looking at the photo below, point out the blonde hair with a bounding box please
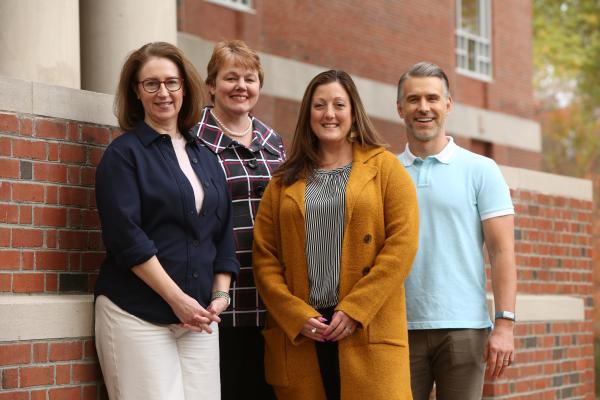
[205,40,264,102]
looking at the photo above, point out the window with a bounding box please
[205,0,254,13]
[456,0,491,80]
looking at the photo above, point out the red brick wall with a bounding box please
[593,175,600,339]
[0,109,594,398]
[0,339,103,400]
[0,113,114,295]
[481,190,595,399]
[487,1,535,120]
[0,111,111,399]
[179,0,535,119]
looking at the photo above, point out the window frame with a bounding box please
[205,0,255,14]
[455,0,492,81]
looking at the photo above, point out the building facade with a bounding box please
[0,0,594,399]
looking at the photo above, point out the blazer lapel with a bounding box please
[345,144,379,230]
[282,177,306,220]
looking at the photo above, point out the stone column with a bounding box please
[80,0,177,94]
[0,0,80,88]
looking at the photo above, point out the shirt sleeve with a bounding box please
[212,172,240,280]
[95,145,157,268]
[477,158,514,220]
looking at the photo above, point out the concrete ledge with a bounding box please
[500,165,593,202]
[0,293,585,342]
[0,75,33,112]
[0,75,116,126]
[32,81,116,126]
[0,295,94,341]
[179,33,541,153]
[487,294,585,322]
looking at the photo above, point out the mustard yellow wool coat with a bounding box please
[252,144,419,399]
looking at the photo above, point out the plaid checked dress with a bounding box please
[192,107,285,327]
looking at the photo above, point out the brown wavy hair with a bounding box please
[114,42,206,134]
[276,70,388,186]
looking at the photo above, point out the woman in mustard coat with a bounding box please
[253,70,419,399]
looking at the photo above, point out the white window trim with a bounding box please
[455,0,492,81]
[205,0,255,14]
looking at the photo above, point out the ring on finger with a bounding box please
[310,327,317,334]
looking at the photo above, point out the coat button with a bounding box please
[203,180,210,188]
[192,272,199,278]
[363,234,372,244]
[192,240,199,247]
[362,267,370,276]
[254,184,266,198]
[191,158,198,164]
[201,210,206,216]
[247,159,258,169]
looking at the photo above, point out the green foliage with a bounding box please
[540,102,600,177]
[534,0,600,177]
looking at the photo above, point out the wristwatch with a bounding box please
[494,310,516,322]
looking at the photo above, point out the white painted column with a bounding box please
[80,0,177,94]
[0,0,80,89]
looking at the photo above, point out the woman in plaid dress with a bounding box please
[191,40,285,399]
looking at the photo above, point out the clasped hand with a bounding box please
[303,310,357,342]
[171,293,229,334]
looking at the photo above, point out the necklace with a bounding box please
[210,110,252,138]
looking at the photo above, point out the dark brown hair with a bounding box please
[276,70,388,185]
[114,42,206,134]
[205,40,264,102]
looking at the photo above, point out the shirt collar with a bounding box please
[399,136,457,166]
[135,121,195,147]
[192,107,282,157]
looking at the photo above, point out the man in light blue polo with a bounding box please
[397,62,517,400]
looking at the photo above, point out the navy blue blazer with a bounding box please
[94,121,239,324]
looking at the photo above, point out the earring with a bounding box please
[348,130,358,142]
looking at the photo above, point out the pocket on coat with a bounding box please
[368,329,408,347]
[262,327,289,386]
[367,305,408,347]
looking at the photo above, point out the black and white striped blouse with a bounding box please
[305,163,352,309]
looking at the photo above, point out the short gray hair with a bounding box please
[397,62,450,101]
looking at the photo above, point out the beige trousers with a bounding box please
[95,295,220,400]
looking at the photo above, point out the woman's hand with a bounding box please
[207,297,229,316]
[169,292,221,333]
[130,257,219,333]
[302,317,330,342]
[321,311,357,342]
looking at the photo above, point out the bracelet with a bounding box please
[494,310,516,322]
[211,290,231,307]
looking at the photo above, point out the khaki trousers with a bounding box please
[95,295,220,400]
[408,329,488,400]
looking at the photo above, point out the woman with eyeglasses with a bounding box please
[191,40,285,399]
[94,42,239,400]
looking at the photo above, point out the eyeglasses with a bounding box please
[138,78,183,93]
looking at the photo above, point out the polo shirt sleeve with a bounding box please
[95,145,157,269]
[477,158,514,220]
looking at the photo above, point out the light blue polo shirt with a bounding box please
[398,137,514,330]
